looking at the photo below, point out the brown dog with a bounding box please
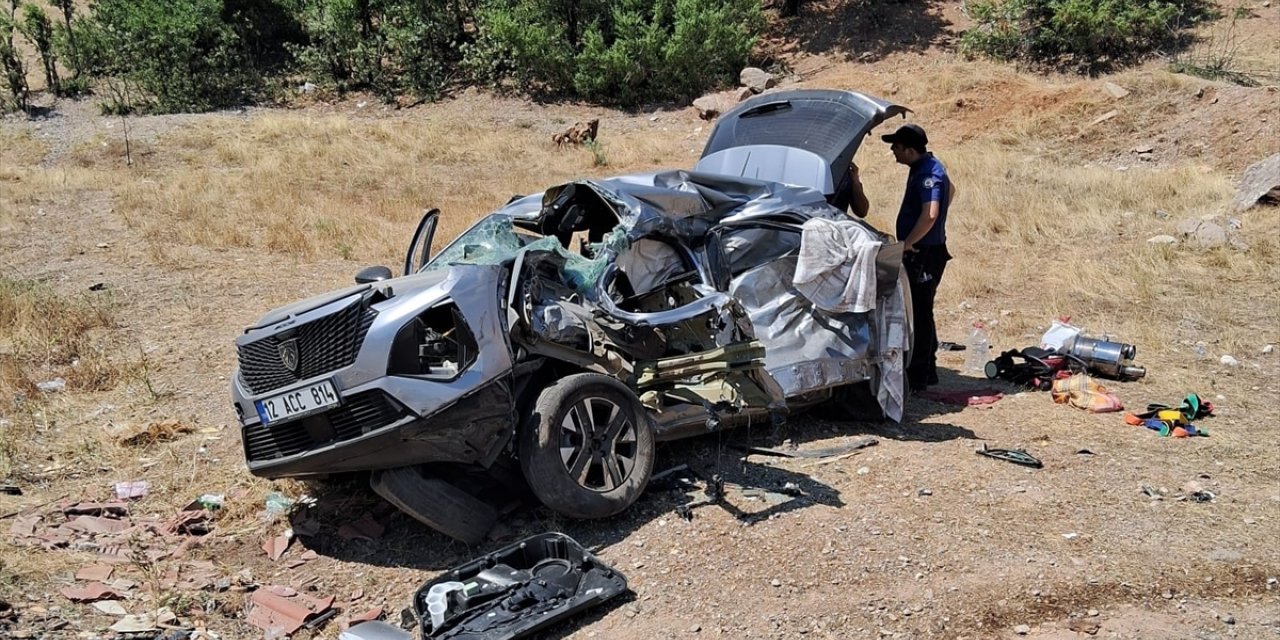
[553,119,599,148]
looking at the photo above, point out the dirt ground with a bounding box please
[3,1,1280,639]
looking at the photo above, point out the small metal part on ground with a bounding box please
[976,444,1043,468]
[732,437,878,459]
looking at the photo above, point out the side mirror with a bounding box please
[404,208,440,276]
[355,265,393,284]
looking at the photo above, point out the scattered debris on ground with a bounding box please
[977,444,1044,469]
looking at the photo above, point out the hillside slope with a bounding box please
[1,2,1278,639]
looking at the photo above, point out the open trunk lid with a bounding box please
[695,89,909,195]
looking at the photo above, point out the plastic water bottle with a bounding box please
[965,321,989,373]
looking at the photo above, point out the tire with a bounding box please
[519,373,655,520]
[370,466,497,545]
[829,380,885,421]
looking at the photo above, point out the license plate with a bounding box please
[255,380,339,425]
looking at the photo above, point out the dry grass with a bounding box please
[1,130,48,231]
[858,138,1279,365]
[1,44,1277,639]
[942,145,1279,352]
[0,276,118,391]
[0,276,136,478]
[102,108,690,265]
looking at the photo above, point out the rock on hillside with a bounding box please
[1234,152,1280,211]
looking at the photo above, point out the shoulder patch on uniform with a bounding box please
[923,177,937,189]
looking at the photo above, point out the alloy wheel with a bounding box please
[558,396,639,492]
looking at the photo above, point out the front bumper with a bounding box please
[235,375,516,478]
[231,265,516,478]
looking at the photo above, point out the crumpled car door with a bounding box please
[712,219,881,398]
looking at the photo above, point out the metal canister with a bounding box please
[1064,335,1146,380]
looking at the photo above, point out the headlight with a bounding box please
[387,301,478,380]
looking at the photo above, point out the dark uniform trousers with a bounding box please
[904,244,951,388]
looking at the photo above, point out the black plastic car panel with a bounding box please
[414,532,628,639]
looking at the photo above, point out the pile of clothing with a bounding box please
[1050,372,1123,413]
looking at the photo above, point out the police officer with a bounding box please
[853,123,957,391]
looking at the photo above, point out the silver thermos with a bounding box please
[1063,335,1146,380]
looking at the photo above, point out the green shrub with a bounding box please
[658,0,761,100]
[462,1,577,95]
[77,0,255,113]
[225,0,303,71]
[470,0,760,106]
[35,0,761,113]
[292,0,464,100]
[0,8,28,112]
[571,6,667,104]
[961,0,1210,73]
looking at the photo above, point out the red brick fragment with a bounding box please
[75,564,114,582]
[246,587,333,636]
[60,582,122,603]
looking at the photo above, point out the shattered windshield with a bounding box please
[423,214,632,296]
[424,215,536,271]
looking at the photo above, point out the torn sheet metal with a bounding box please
[734,437,878,459]
[875,278,909,422]
[729,255,874,396]
[492,169,904,416]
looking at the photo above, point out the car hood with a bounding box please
[244,269,456,332]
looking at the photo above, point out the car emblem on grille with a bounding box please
[277,339,300,374]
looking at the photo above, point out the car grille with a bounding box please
[242,390,407,462]
[237,301,377,395]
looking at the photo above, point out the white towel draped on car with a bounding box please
[792,217,883,313]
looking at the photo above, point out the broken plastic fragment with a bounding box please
[114,480,150,500]
[110,614,158,633]
[424,582,464,631]
[264,492,294,519]
[92,600,128,616]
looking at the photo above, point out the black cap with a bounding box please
[881,123,928,151]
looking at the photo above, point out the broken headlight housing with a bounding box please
[388,302,478,380]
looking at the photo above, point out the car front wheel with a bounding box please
[519,373,655,519]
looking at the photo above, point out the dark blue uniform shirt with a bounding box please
[895,153,950,247]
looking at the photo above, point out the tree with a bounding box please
[292,0,467,99]
[0,1,28,111]
[77,0,255,113]
[19,3,58,94]
[48,0,78,76]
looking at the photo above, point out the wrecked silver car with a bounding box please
[231,90,913,543]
